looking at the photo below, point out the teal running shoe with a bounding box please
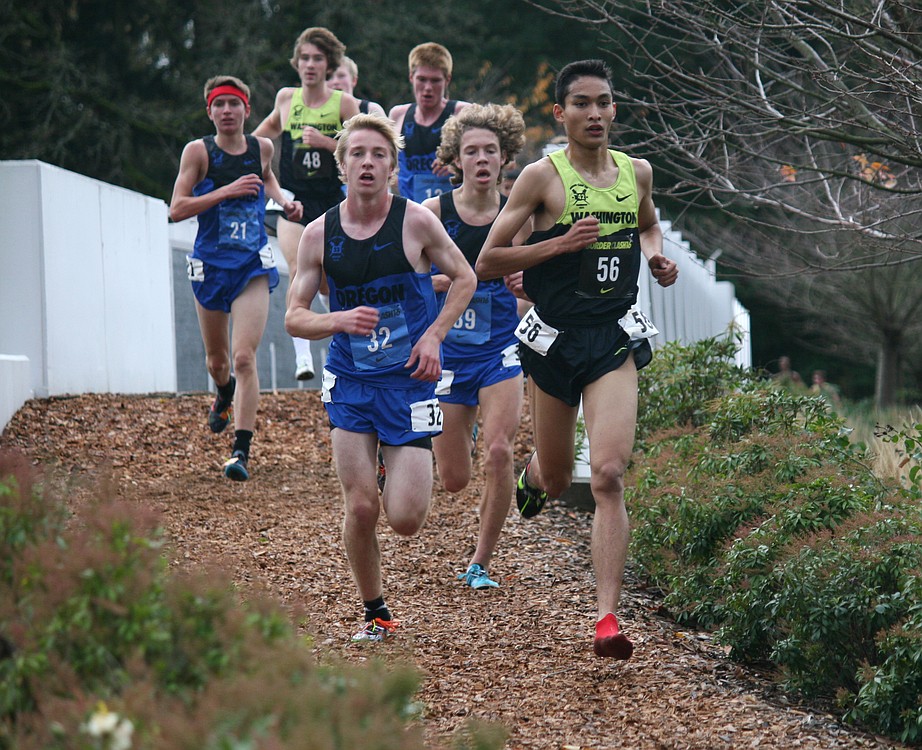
[457,563,499,589]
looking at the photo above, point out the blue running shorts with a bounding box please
[320,369,442,448]
[436,343,522,407]
[188,247,279,313]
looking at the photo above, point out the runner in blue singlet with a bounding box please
[285,114,476,644]
[421,103,529,591]
[388,42,468,202]
[170,75,303,482]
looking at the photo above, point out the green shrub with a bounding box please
[0,451,502,750]
[769,510,922,697]
[628,338,922,743]
[637,332,750,442]
[849,573,922,744]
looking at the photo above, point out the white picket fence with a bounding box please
[0,161,748,435]
[641,215,750,366]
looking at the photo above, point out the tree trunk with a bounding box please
[875,329,902,409]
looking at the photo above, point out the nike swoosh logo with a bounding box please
[616,194,631,202]
[372,241,392,252]
[600,287,615,294]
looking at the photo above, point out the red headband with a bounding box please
[207,85,249,108]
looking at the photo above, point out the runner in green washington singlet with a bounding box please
[523,147,642,325]
[279,88,345,222]
[518,147,651,406]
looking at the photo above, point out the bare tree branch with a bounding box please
[528,0,922,404]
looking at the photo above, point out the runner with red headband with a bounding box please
[170,75,303,482]
[206,84,250,109]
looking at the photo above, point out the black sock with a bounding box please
[232,430,253,457]
[363,596,392,622]
[217,376,235,402]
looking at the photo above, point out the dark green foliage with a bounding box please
[770,514,922,696]
[0,0,603,202]
[848,573,922,743]
[630,337,922,743]
[0,451,501,749]
[636,333,750,442]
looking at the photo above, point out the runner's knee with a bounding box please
[483,438,513,477]
[589,460,627,498]
[440,467,471,494]
[542,468,573,500]
[344,492,380,529]
[232,348,257,377]
[387,504,428,536]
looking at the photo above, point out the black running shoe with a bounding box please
[223,449,249,481]
[516,453,549,518]
[208,376,235,434]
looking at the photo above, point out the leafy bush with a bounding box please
[636,333,750,442]
[629,337,922,744]
[849,573,922,744]
[769,510,922,697]
[0,451,502,750]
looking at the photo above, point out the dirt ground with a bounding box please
[0,391,906,749]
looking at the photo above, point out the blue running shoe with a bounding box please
[223,449,249,481]
[458,563,499,589]
[516,453,549,518]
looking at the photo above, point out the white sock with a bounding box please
[293,337,313,363]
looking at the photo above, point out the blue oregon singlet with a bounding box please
[192,135,268,268]
[397,101,456,202]
[323,196,439,387]
[433,191,519,361]
[523,148,642,326]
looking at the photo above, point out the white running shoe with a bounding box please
[295,353,315,381]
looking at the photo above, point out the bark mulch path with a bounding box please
[0,392,905,750]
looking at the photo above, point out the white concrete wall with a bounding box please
[0,355,31,435]
[0,161,176,402]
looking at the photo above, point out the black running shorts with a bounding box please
[519,319,652,407]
